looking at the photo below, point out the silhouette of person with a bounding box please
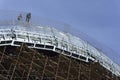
[17,14,22,21]
[26,13,31,22]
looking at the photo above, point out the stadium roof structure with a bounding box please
[0,11,120,77]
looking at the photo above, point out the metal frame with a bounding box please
[0,26,120,76]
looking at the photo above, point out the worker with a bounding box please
[11,29,16,39]
[26,13,31,23]
[17,14,22,21]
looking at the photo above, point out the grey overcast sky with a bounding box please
[0,0,120,63]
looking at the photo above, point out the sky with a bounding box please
[0,0,120,63]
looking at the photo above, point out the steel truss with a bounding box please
[0,44,119,80]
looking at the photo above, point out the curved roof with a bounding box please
[0,11,120,76]
[0,11,120,66]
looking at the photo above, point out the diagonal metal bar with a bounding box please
[10,43,24,80]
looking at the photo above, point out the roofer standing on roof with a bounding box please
[17,14,22,21]
[26,13,31,23]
